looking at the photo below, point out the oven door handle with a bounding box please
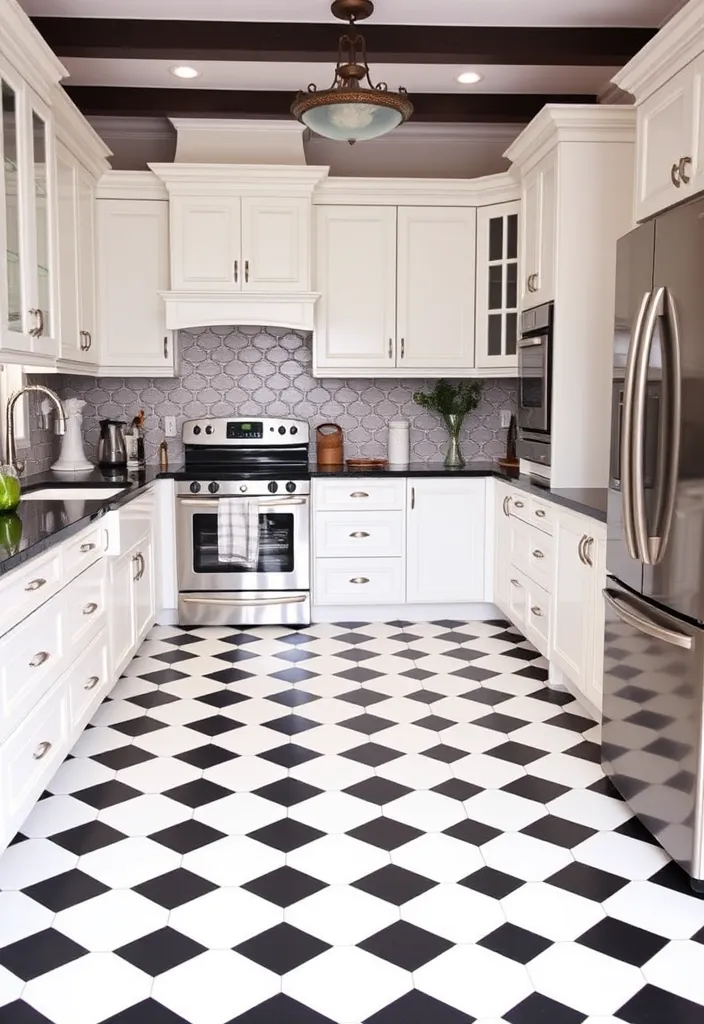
[180,593,308,606]
[178,497,308,508]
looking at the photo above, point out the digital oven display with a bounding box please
[227,421,263,440]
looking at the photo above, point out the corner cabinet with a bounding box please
[519,149,556,309]
[475,201,520,371]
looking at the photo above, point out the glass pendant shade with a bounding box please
[299,96,405,142]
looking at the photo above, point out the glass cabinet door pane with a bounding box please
[2,80,21,333]
[506,312,517,355]
[507,263,518,309]
[488,314,503,356]
[31,110,51,338]
[489,265,503,309]
[489,217,503,261]
[507,214,518,260]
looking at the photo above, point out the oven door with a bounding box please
[518,334,550,434]
[177,494,310,593]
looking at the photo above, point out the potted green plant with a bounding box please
[413,379,483,468]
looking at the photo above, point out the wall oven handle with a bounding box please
[603,589,692,649]
[179,593,308,607]
[621,289,652,562]
[178,497,307,508]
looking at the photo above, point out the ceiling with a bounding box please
[19,0,685,124]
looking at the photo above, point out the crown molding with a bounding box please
[53,89,112,180]
[504,104,636,172]
[613,0,704,101]
[87,115,176,142]
[307,122,525,148]
[0,0,66,104]
[313,171,520,206]
[169,118,306,136]
[159,291,319,332]
[97,170,168,201]
[149,162,330,196]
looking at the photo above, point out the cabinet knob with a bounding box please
[513,500,524,509]
[83,602,99,616]
[30,651,50,668]
[350,577,370,585]
[679,156,692,185]
[532,549,545,559]
[350,491,369,498]
[80,543,96,553]
[32,741,52,761]
[84,676,100,691]
[234,259,239,282]
[671,162,682,188]
[534,509,546,519]
[388,338,393,359]
[531,605,543,617]
[25,578,47,592]
[400,337,405,359]
[350,531,370,538]
[510,578,522,587]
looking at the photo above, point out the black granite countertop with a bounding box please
[0,467,159,576]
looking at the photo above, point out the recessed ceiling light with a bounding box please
[169,65,200,79]
[457,71,483,85]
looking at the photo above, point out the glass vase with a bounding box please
[443,414,466,468]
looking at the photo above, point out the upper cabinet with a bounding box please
[56,142,98,368]
[241,197,309,292]
[475,201,520,370]
[519,151,556,309]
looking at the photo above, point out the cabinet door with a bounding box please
[584,531,606,712]
[133,533,156,645]
[637,63,694,222]
[170,196,241,290]
[76,165,97,357]
[97,199,174,373]
[26,91,58,360]
[56,143,80,362]
[108,548,137,680]
[314,205,397,373]
[476,201,520,371]
[406,479,486,603]
[397,206,476,369]
[550,511,594,696]
[0,66,27,349]
[241,196,309,292]
[520,154,557,308]
[494,482,512,615]
[520,168,540,309]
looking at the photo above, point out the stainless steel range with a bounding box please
[176,417,311,627]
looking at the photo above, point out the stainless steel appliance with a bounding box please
[517,302,553,472]
[98,420,127,468]
[603,197,704,892]
[176,417,311,626]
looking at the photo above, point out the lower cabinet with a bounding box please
[108,528,156,680]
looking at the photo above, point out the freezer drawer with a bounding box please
[601,578,704,889]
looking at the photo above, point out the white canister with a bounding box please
[388,419,410,466]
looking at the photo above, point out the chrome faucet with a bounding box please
[5,384,66,475]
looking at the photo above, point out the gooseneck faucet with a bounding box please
[5,384,66,475]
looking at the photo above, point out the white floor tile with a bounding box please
[641,940,704,1006]
[402,884,505,943]
[481,831,573,881]
[222,697,288,725]
[46,758,115,796]
[286,884,398,945]
[415,945,532,1019]
[69,727,132,758]
[377,753,453,790]
[0,838,77,890]
[194,792,284,834]
[183,835,285,886]
[431,696,492,723]
[438,723,504,754]
[0,965,23,1008]
[169,888,283,948]
[547,789,634,831]
[132,725,207,757]
[115,756,201,794]
[54,889,168,950]
[289,754,373,791]
[287,834,390,885]
[20,794,97,839]
[213,726,288,757]
[152,950,279,1024]
[290,791,379,833]
[509,721,584,752]
[502,881,605,940]
[573,831,670,880]
[89,700,144,728]
[529,942,646,1016]
[0,892,54,946]
[98,794,191,836]
[392,832,483,883]
[146,699,219,727]
[603,880,704,939]
[453,753,526,789]
[203,755,287,791]
[383,790,466,832]
[79,837,181,888]
[463,790,547,832]
[373,723,439,754]
[24,953,152,1024]
[526,752,605,789]
[291,723,361,754]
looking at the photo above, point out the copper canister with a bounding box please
[316,423,344,467]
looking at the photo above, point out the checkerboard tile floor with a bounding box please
[1,620,704,1024]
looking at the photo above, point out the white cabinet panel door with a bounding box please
[56,144,80,362]
[397,206,476,369]
[108,547,136,682]
[494,482,512,616]
[551,510,595,697]
[76,166,97,355]
[314,205,397,372]
[637,63,694,222]
[406,478,486,603]
[134,533,156,645]
[171,196,241,290]
[520,168,541,309]
[241,197,309,292]
[520,153,556,308]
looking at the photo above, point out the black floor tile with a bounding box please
[460,866,524,899]
[363,990,475,1024]
[617,985,704,1024]
[0,929,87,981]
[344,777,412,805]
[422,744,468,763]
[338,689,387,707]
[112,717,167,737]
[614,816,660,845]
[269,689,320,707]
[153,650,197,665]
[204,668,254,684]
[521,815,596,849]
[162,779,231,807]
[414,715,455,731]
[547,861,628,902]
[546,711,597,733]
[127,691,179,710]
[463,686,513,705]
[133,869,217,909]
[235,923,330,973]
[92,745,156,771]
[50,821,126,855]
[248,818,324,853]
[149,819,225,854]
[231,995,337,1023]
[479,922,552,963]
[116,927,206,975]
[140,669,189,686]
[505,992,586,1024]
[175,744,239,769]
[72,780,142,809]
[346,817,422,851]
[649,860,697,896]
[23,869,109,912]
[444,819,501,847]
[343,714,395,735]
[501,775,569,804]
[254,777,323,807]
[473,712,531,733]
[342,743,402,767]
[189,714,243,737]
[100,1000,191,1023]
[358,920,452,970]
[432,778,483,801]
[270,668,319,684]
[259,743,321,769]
[266,715,319,735]
[406,689,446,703]
[352,864,437,904]
[577,917,668,967]
[196,689,249,708]
[243,867,327,908]
[0,1004,54,1023]
[564,740,601,763]
[487,741,546,765]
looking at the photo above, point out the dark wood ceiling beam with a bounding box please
[63,86,597,123]
[35,18,654,67]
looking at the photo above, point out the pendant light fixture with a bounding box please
[291,0,413,144]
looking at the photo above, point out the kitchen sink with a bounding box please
[21,487,127,502]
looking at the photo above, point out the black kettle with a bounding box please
[98,420,127,467]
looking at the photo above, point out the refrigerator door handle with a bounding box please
[603,589,693,649]
[649,287,683,565]
[621,290,652,561]
[633,287,664,565]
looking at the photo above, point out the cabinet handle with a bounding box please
[132,554,141,581]
[531,605,544,617]
[679,156,692,185]
[163,336,169,359]
[139,553,146,579]
[411,486,416,510]
[245,259,250,283]
[510,578,522,587]
[350,577,370,584]
[535,509,546,519]
[32,741,52,761]
[38,309,45,337]
[103,529,109,551]
[578,536,586,565]
[502,495,511,516]
[400,337,405,359]
[234,259,239,283]
[350,491,369,498]
[30,651,50,668]
[28,308,39,337]
[388,338,393,359]
[671,162,682,188]
[532,273,540,292]
[350,531,370,538]
[79,330,86,350]
[25,578,47,592]
[514,500,524,509]
[84,676,100,691]
[86,331,92,351]
[83,602,99,616]
[532,549,545,559]
[583,536,594,567]
[526,276,532,293]
[80,543,96,553]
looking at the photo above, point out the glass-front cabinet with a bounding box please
[475,200,520,372]
[0,56,58,362]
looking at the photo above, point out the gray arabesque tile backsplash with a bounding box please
[26,326,516,473]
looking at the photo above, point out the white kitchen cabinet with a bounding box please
[96,198,175,375]
[494,481,512,616]
[397,206,476,369]
[108,529,155,681]
[519,149,556,309]
[475,201,520,371]
[134,531,156,646]
[56,142,98,367]
[241,196,309,292]
[406,478,486,603]
[314,205,397,372]
[76,165,97,355]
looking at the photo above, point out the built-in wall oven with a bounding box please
[517,301,553,473]
[175,418,311,626]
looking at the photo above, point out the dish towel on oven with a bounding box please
[217,498,259,569]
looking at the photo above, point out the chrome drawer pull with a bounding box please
[502,496,511,516]
[510,579,522,587]
[84,676,100,691]
[513,500,524,508]
[535,509,547,519]
[80,543,96,553]
[531,606,544,617]
[350,577,370,584]
[33,741,52,761]
[30,652,50,668]
[532,550,545,559]
[350,492,369,498]
[83,602,99,616]
[25,578,47,592]
[350,531,370,538]
[583,536,594,567]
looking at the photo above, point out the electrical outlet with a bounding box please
[500,409,512,429]
[164,416,177,437]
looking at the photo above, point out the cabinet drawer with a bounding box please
[65,560,107,649]
[529,497,554,535]
[315,558,405,605]
[69,629,111,725]
[314,478,405,511]
[0,548,62,638]
[526,530,554,592]
[1,681,70,830]
[316,511,404,558]
[63,523,104,581]
[526,577,551,657]
[0,593,66,744]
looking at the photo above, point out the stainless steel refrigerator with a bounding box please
[603,196,704,892]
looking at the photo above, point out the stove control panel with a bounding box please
[183,418,309,446]
[177,479,311,498]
